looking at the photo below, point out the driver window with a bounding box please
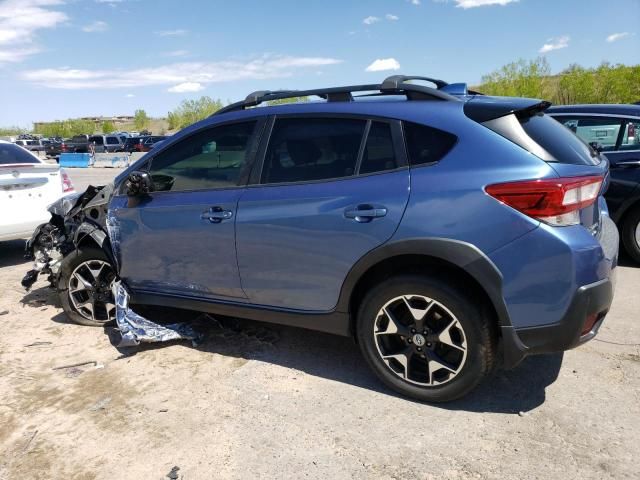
[148,121,256,192]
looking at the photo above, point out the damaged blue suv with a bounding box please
[24,76,618,402]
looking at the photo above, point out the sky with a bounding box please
[0,0,638,127]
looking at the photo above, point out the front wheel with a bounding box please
[356,275,496,402]
[58,246,116,326]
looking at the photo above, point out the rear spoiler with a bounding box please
[463,97,551,123]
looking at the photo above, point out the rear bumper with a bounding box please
[501,277,613,368]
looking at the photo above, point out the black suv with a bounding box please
[548,104,640,262]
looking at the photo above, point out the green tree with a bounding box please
[0,126,27,136]
[479,59,640,105]
[134,109,150,130]
[168,96,224,129]
[102,120,115,133]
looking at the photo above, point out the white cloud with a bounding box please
[539,35,570,53]
[21,54,343,89]
[156,29,188,36]
[168,82,204,93]
[385,14,399,21]
[95,0,124,5]
[453,0,518,8]
[125,93,135,97]
[0,0,68,63]
[606,32,633,43]
[82,21,108,33]
[163,49,189,57]
[363,16,380,25]
[365,58,401,72]
[409,0,421,5]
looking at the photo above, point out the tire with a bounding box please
[356,275,496,403]
[621,206,640,264]
[58,246,116,327]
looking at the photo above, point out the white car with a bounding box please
[0,140,75,241]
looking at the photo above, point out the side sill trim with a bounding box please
[130,290,351,337]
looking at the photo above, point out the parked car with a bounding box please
[23,76,618,402]
[119,136,167,153]
[88,134,125,153]
[548,104,640,262]
[0,140,75,241]
[14,139,45,153]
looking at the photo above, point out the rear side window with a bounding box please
[0,143,39,164]
[359,122,399,174]
[403,122,457,166]
[262,118,366,184]
[90,136,104,145]
[620,120,640,151]
[106,137,120,145]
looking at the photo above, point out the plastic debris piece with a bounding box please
[89,397,112,411]
[113,280,202,348]
[166,466,180,479]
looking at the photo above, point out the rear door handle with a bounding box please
[201,206,233,223]
[344,204,388,223]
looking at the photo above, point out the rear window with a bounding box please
[403,122,457,166]
[72,135,87,143]
[0,143,39,164]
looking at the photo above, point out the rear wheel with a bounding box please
[58,246,116,326]
[356,275,496,402]
[621,206,640,264]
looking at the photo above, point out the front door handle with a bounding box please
[344,204,388,223]
[612,160,640,169]
[201,206,233,223]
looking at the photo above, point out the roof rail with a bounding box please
[213,75,460,116]
[380,75,448,90]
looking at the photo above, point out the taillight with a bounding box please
[61,142,67,152]
[61,169,75,193]
[485,176,603,226]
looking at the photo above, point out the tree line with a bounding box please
[478,58,640,104]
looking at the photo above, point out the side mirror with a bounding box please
[589,142,604,153]
[124,171,153,196]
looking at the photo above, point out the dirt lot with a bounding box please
[1,168,639,479]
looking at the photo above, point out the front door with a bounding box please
[236,117,410,311]
[111,120,261,300]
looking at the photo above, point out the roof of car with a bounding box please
[547,104,640,116]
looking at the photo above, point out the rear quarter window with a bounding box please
[403,122,457,166]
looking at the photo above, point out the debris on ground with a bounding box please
[52,360,99,370]
[166,466,180,479]
[0,310,8,316]
[113,281,203,348]
[88,397,111,411]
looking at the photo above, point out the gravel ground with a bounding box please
[0,168,638,479]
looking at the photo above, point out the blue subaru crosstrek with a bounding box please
[25,76,618,402]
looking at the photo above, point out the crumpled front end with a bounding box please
[21,184,206,349]
[22,185,113,291]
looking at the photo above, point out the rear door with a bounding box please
[236,116,410,311]
[111,120,263,300]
